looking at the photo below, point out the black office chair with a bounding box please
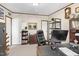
[37,30,46,46]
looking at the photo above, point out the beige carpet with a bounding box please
[8,44,37,56]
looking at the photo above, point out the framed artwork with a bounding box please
[65,7,71,19]
[28,23,37,30]
[75,7,79,13]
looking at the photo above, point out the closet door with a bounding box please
[6,16,12,45]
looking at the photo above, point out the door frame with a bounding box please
[41,20,49,40]
[5,15,12,45]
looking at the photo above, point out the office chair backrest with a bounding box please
[37,30,46,45]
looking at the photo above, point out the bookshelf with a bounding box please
[21,30,28,45]
[48,18,61,39]
[69,18,79,43]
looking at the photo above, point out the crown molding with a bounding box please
[12,12,49,16]
[0,4,13,13]
[0,4,48,16]
[0,3,74,16]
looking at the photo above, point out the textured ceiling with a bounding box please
[1,3,70,15]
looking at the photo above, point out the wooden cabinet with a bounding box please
[29,34,37,44]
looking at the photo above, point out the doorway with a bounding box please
[41,20,48,40]
[5,15,12,45]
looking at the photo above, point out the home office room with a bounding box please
[0,1,79,56]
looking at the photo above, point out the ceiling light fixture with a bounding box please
[33,3,38,6]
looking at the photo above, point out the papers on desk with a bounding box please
[59,47,79,56]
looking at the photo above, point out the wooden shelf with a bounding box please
[69,18,79,43]
[48,18,61,39]
[21,30,28,45]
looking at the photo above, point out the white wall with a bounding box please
[20,14,48,33]
[49,3,79,43]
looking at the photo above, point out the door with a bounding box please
[5,16,12,45]
[41,20,48,40]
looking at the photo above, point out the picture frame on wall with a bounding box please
[65,7,71,19]
[75,7,79,13]
[28,23,37,30]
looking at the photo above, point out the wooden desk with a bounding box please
[37,45,79,56]
[37,45,65,56]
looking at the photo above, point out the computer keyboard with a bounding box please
[59,47,79,56]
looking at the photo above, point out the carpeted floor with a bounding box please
[8,44,37,56]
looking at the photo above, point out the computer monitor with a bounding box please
[51,30,68,41]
